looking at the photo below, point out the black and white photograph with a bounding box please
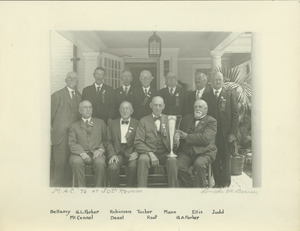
[50,30,254,189]
[0,1,299,231]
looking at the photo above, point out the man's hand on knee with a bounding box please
[80,153,91,164]
[148,152,159,166]
[108,155,119,165]
[129,152,138,161]
[93,148,104,160]
[188,166,195,177]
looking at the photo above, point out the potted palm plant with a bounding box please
[212,65,252,175]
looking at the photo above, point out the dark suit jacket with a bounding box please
[68,117,107,155]
[187,86,211,114]
[82,83,114,123]
[132,86,158,120]
[112,86,136,119]
[134,114,179,155]
[159,86,188,116]
[202,88,239,138]
[51,86,81,145]
[106,117,139,159]
[178,114,217,161]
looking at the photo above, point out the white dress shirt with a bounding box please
[82,117,91,123]
[196,88,205,99]
[169,86,177,95]
[213,88,222,98]
[143,86,150,94]
[67,86,76,99]
[152,114,161,131]
[120,118,130,143]
[94,83,103,91]
[123,85,131,92]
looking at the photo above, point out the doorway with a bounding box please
[124,61,158,90]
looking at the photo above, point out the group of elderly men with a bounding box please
[51,67,238,188]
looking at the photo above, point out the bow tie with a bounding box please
[153,116,161,121]
[194,117,202,121]
[121,120,129,125]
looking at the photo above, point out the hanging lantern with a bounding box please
[148,32,161,57]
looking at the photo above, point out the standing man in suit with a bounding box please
[134,96,180,188]
[132,70,158,120]
[188,72,211,114]
[82,67,114,124]
[106,101,139,187]
[51,71,81,187]
[112,70,135,119]
[159,72,188,116]
[177,99,217,188]
[202,72,239,187]
[69,100,107,187]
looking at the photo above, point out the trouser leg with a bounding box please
[221,142,231,187]
[53,135,71,187]
[165,157,178,188]
[177,154,193,188]
[69,155,85,187]
[125,159,137,187]
[107,155,123,187]
[194,155,210,188]
[137,154,150,187]
[93,155,106,187]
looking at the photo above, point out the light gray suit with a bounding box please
[134,114,179,187]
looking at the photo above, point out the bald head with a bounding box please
[150,96,165,116]
[65,71,78,89]
[139,70,154,88]
[79,100,93,119]
[119,100,133,120]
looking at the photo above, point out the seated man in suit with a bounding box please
[187,72,211,114]
[106,101,139,187]
[69,100,107,187]
[112,70,135,119]
[177,99,217,188]
[134,96,180,188]
[159,72,189,117]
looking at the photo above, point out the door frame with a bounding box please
[124,58,160,89]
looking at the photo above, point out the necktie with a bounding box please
[144,88,147,96]
[71,91,77,106]
[124,86,128,95]
[121,120,129,125]
[215,90,219,99]
[197,90,201,99]
[97,86,101,95]
[154,116,161,121]
[85,120,89,127]
[170,88,174,95]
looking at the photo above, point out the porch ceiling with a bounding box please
[58,30,251,59]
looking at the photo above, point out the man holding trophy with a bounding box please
[134,96,180,188]
[177,99,217,187]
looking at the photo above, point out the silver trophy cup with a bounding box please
[166,115,182,158]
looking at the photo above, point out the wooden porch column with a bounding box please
[251,33,261,187]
